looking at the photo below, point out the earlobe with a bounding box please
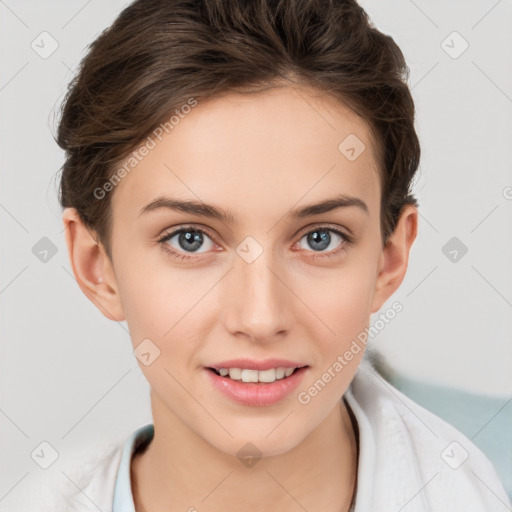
[62,207,125,322]
[370,205,418,314]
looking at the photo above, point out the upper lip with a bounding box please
[206,358,309,371]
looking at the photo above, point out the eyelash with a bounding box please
[157,224,354,262]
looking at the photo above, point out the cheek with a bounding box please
[115,251,215,356]
[293,258,377,380]
[302,261,376,332]
[113,248,174,346]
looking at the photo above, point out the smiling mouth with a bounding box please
[206,366,307,384]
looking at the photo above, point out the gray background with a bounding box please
[1,0,511,508]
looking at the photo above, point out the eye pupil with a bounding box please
[308,230,331,251]
[179,229,203,251]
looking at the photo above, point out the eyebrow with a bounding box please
[138,193,369,223]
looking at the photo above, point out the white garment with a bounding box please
[10,360,511,511]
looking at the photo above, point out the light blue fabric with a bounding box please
[112,423,154,512]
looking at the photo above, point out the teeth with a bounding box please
[217,366,300,383]
[258,369,278,383]
[228,368,242,380]
[241,369,259,382]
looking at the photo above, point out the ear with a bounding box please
[370,204,418,314]
[62,207,125,321]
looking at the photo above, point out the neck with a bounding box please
[131,394,358,512]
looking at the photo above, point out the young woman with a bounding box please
[21,0,511,510]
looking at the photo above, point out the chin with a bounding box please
[205,426,305,461]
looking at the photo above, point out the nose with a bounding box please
[223,246,293,344]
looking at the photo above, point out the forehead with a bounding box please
[111,85,381,225]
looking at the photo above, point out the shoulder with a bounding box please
[11,437,124,512]
[345,359,511,511]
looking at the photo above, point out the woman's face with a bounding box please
[107,85,387,456]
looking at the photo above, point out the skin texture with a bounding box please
[62,85,418,512]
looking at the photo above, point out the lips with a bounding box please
[204,364,309,406]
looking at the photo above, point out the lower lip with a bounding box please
[204,367,309,407]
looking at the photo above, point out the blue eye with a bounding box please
[298,228,349,254]
[157,226,216,261]
[157,225,353,262]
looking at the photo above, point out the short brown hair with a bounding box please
[57,0,420,260]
